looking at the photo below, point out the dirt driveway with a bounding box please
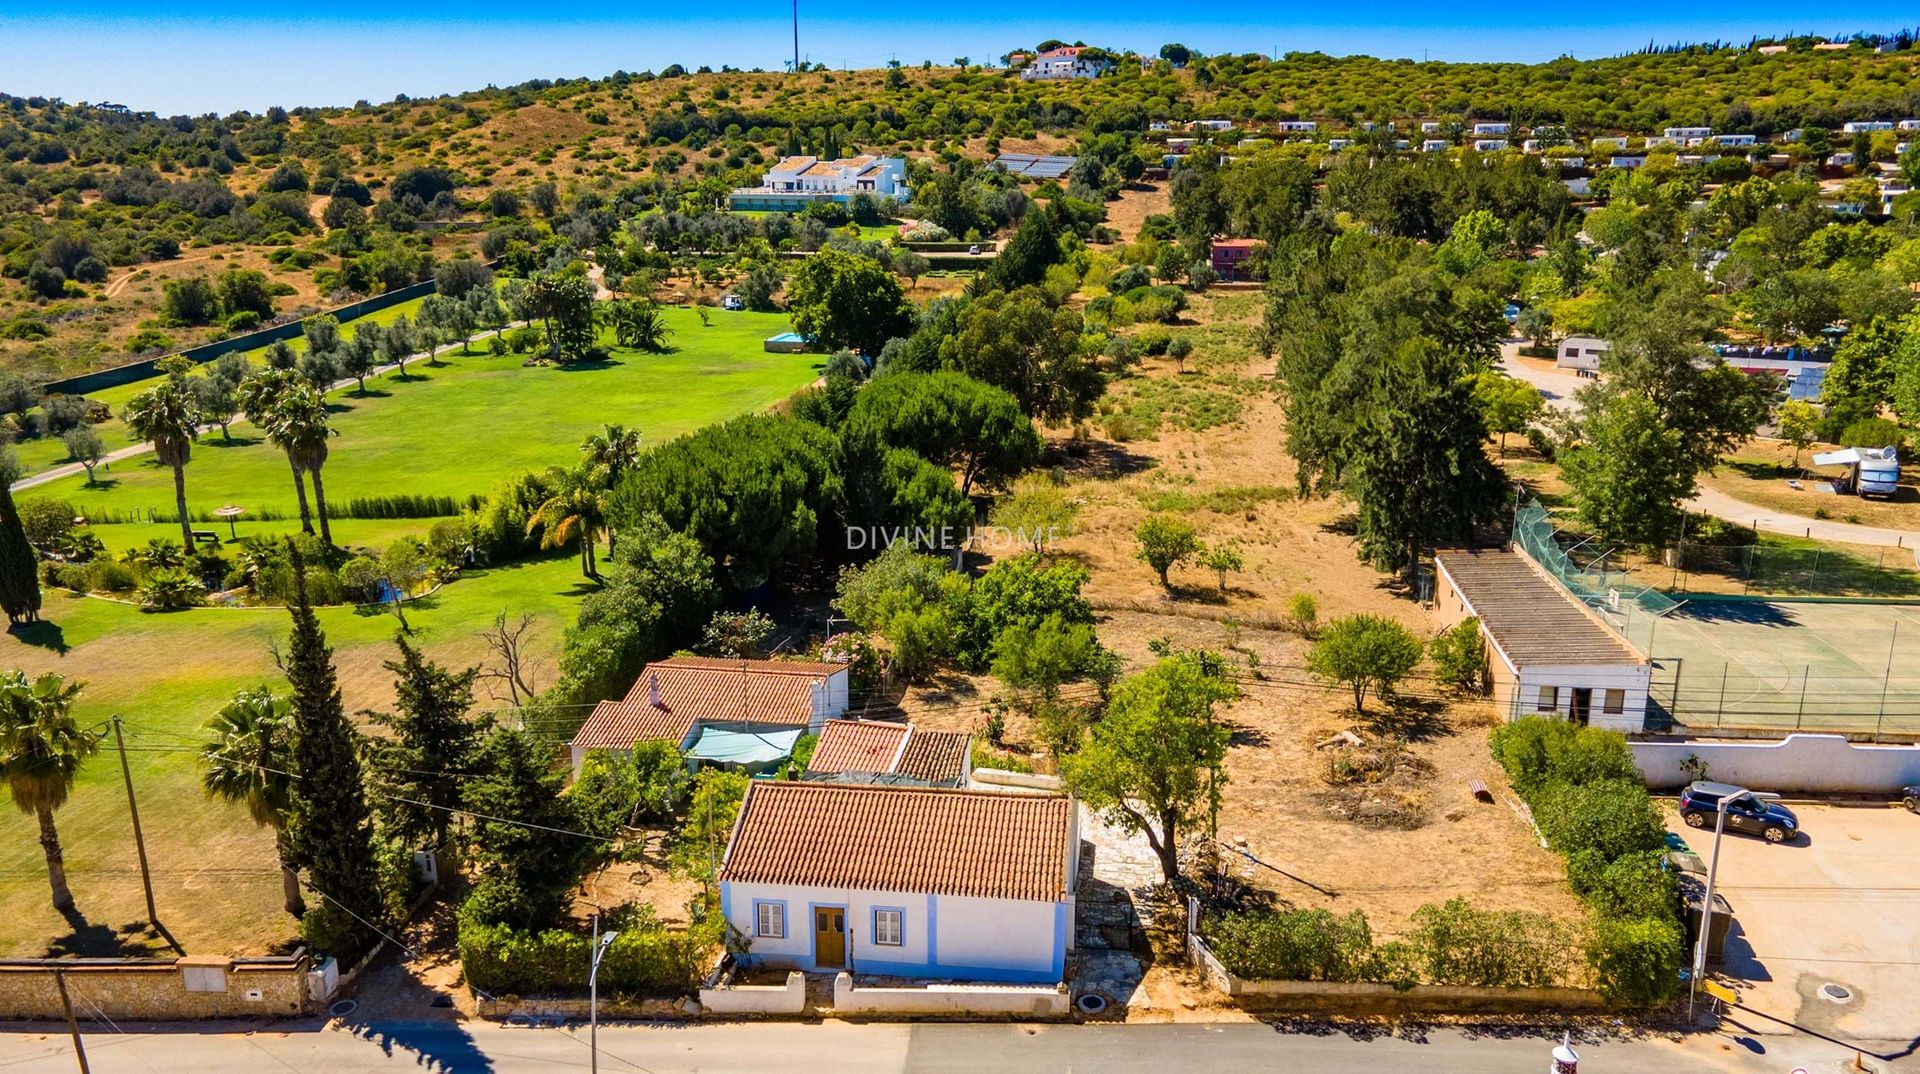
[1669,803,1920,1043]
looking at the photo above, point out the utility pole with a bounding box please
[54,970,90,1074]
[111,716,159,931]
[791,0,800,75]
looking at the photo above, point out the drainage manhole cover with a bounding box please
[1076,993,1109,1014]
[328,999,358,1018]
[1820,983,1852,1002]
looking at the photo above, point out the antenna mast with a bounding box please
[792,0,801,74]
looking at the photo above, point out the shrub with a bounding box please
[86,559,138,592]
[137,567,206,610]
[1586,915,1684,1008]
[1429,617,1486,691]
[1205,909,1377,982]
[18,499,75,550]
[1405,899,1576,989]
[1578,849,1679,922]
[456,914,707,997]
[1285,592,1318,636]
[1533,779,1667,862]
[1305,613,1423,713]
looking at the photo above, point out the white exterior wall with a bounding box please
[1630,733,1920,794]
[721,881,1067,983]
[1512,663,1651,733]
[809,668,851,731]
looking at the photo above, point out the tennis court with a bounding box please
[1620,599,1920,734]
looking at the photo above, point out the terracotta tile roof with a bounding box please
[896,729,971,784]
[1436,548,1646,668]
[806,720,910,775]
[721,782,1072,902]
[569,657,843,751]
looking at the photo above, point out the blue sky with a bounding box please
[2,3,1913,115]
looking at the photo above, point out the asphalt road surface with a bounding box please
[0,1018,1908,1074]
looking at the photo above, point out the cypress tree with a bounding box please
[366,636,486,850]
[0,451,41,626]
[282,547,381,952]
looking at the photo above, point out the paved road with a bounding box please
[0,1018,1905,1073]
[10,330,519,494]
[1687,485,1920,550]
[1498,346,1588,414]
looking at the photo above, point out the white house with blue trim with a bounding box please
[717,782,1078,984]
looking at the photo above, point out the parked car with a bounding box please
[1902,785,1920,814]
[1679,781,1799,843]
[967,244,981,255]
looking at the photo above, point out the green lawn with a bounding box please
[0,552,593,957]
[12,294,440,480]
[23,308,820,530]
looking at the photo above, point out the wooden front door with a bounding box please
[1570,688,1593,726]
[813,906,846,968]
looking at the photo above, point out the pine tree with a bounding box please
[463,726,589,929]
[366,636,486,850]
[0,479,41,626]
[282,547,382,952]
[987,203,1063,290]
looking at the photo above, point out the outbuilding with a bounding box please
[718,782,1078,983]
[1434,547,1652,732]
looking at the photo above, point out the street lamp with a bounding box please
[1687,785,1779,1021]
[589,914,619,1074]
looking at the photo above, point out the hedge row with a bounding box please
[456,918,708,998]
[1490,718,1686,1008]
[1205,899,1582,991]
[78,493,475,525]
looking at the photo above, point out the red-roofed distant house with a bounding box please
[804,719,972,787]
[1210,239,1260,282]
[1020,46,1112,81]
[567,656,849,775]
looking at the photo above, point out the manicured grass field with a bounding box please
[22,308,820,527]
[12,294,439,479]
[0,552,591,957]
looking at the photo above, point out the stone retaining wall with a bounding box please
[0,954,310,1021]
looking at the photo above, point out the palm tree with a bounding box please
[527,468,608,579]
[0,670,99,911]
[123,379,202,551]
[238,371,314,538]
[581,424,642,554]
[199,686,304,917]
[267,385,337,547]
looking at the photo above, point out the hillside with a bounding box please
[4,41,1920,380]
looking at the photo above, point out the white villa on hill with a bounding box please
[729,155,908,211]
[1020,46,1111,80]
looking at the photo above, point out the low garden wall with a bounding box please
[968,768,1061,793]
[830,973,1070,1018]
[698,967,805,1015]
[0,954,311,1021]
[1187,934,1604,1014]
[1630,733,1920,794]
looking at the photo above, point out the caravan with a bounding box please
[1811,446,1901,499]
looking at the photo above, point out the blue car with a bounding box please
[1679,781,1799,844]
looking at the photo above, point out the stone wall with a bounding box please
[0,954,310,1020]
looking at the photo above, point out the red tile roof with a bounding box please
[806,720,911,776]
[896,729,971,784]
[721,782,1072,902]
[569,657,842,751]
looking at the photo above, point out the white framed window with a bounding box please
[755,901,786,939]
[1603,689,1626,715]
[1535,686,1559,712]
[873,909,904,946]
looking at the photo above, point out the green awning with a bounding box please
[685,725,802,769]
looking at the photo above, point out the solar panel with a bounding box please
[994,153,1076,179]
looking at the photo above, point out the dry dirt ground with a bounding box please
[903,291,1584,938]
[1699,436,1920,531]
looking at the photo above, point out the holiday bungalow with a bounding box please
[1209,238,1260,282]
[718,782,1078,983]
[804,719,973,787]
[728,155,909,211]
[567,656,850,775]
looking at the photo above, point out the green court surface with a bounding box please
[1624,599,1920,734]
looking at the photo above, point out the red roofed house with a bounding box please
[804,719,973,787]
[567,656,850,775]
[1210,239,1260,282]
[719,782,1078,982]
